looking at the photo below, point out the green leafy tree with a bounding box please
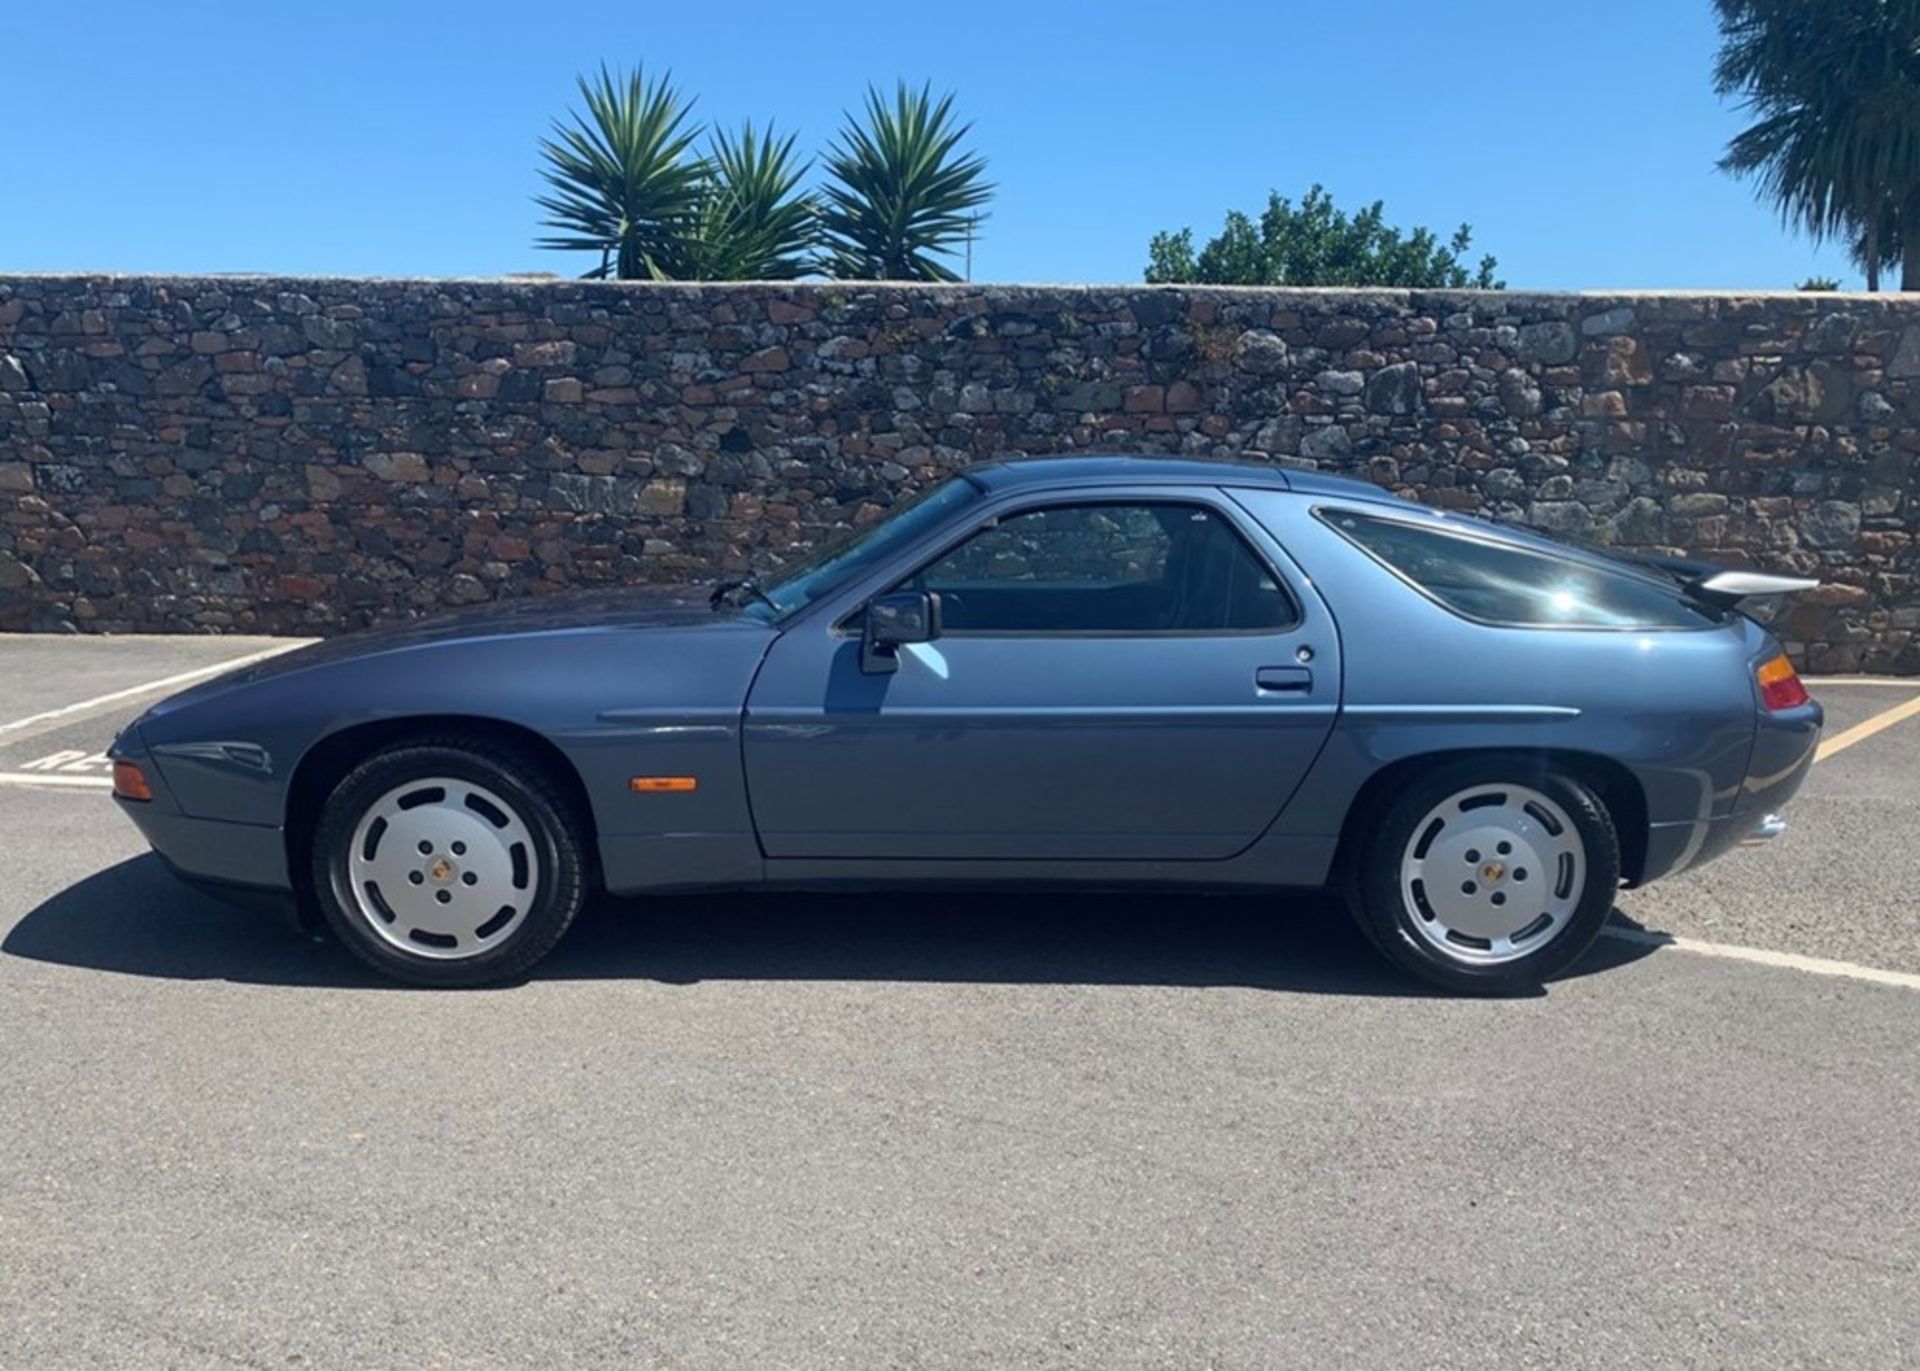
[819,83,994,281]
[1146,185,1501,288]
[656,123,817,281]
[1798,275,1844,289]
[1714,0,1920,292]
[535,65,706,279]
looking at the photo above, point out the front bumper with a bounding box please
[110,726,292,895]
[115,795,291,890]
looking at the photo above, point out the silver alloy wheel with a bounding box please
[1398,782,1586,966]
[346,776,540,960]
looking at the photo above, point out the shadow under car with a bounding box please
[2,853,1655,995]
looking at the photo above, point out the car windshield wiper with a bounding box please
[709,578,778,613]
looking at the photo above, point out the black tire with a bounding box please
[1348,758,1621,995]
[310,736,589,987]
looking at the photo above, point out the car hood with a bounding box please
[148,585,765,712]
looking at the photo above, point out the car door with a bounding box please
[741,489,1341,861]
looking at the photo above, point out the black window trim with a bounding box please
[1313,503,1723,634]
[831,492,1304,640]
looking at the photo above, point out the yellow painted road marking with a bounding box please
[1601,926,1920,992]
[1813,692,1920,762]
[0,642,309,740]
[1615,689,1920,988]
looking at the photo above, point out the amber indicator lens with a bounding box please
[1755,654,1811,712]
[630,776,698,793]
[112,761,154,802]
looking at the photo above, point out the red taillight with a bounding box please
[1756,654,1811,711]
[112,761,153,802]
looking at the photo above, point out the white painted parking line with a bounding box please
[0,751,115,789]
[1613,687,1920,987]
[1803,676,1920,687]
[0,772,114,790]
[16,750,112,774]
[0,641,308,740]
[1601,926,1920,991]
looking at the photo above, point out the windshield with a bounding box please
[756,477,984,618]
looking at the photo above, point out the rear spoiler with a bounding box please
[1622,553,1820,610]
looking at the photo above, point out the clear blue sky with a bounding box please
[0,0,1862,289]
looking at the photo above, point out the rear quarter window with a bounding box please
[1322,509,1719,630]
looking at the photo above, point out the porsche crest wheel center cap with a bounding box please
[348,777,541,962]
[1399,784,1587,966]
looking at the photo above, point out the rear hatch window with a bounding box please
[1322,509,1722,629]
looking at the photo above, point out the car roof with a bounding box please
[964,455,1413,507]
[960,456,1693,597]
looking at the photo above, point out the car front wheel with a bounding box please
[1352,760,1621,994]
[311,737,588,987]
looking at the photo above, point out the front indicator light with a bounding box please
[112,761,154,802]
[1756,654,1811,712]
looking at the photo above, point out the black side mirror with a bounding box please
[861,590,943,675]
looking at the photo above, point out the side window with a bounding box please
[912,502,1295,633]
[1323,509,1719,629]
[930,504,1169,586]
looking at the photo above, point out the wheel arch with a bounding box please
[1331,747,1650,888]
[284,714,602,924]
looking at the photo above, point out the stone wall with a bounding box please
[0,275,1914,672]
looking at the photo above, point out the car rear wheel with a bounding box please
[1351,760,1621,994]
[312,738,588,987]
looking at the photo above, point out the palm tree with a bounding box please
[534,65,705,279]
[819,83,994,281]
[658,123,817,281]
[1714,0,1920,291]
[1849,193,1906,288]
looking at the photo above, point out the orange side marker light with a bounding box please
[630,776,698,793]
[113,761,154,802]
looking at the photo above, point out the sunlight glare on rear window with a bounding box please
[1322,511,1718,631]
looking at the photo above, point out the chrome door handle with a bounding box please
[1256,666,1313,693]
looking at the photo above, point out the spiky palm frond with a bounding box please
[534,65,706,280]
[1713,0,1920,287]
[818,82,994,282]
[655,123,817,281]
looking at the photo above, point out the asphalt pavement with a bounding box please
[0,635,1915,1368]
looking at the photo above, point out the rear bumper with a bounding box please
[1639,700,1821,883]
[1742,812,1789,845]
[1642,809,1787,881]
[1642,811,1752,882]
[1742,700,1823,817]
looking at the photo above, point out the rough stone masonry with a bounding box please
[0,275,1913,672]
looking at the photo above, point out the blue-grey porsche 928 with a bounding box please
[109,457,1824,993]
